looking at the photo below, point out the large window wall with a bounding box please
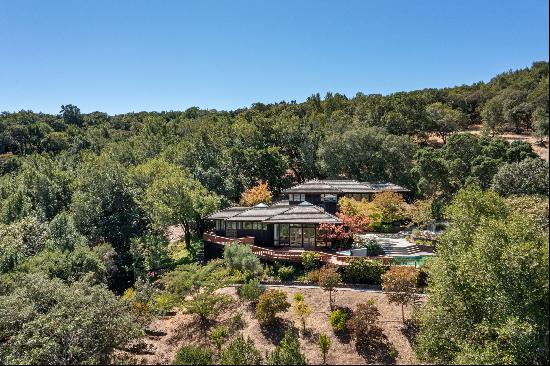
[273,223,331,249]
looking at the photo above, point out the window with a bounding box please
[290,224,302,247]
[252,222,267,231]
[279,224,290,245]
[227,222,237,229]
[316,226,328,247]
[321,194,337,202]
[243,221,253,230]
[289,193,305,202]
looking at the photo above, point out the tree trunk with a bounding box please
[401,304,405,323]
[329,290,333,310]
[183,221,191,248]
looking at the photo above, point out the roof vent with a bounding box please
[254,203,268,208]
[298,201,313,206]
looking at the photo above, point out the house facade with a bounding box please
[204,179,411,252]
[208,201,341,249]
[282,179,411,214]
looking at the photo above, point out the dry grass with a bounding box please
[116,286,422,365]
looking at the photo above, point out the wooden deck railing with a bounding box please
[203,232,392,266]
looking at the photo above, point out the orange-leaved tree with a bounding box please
[240,181,273,206]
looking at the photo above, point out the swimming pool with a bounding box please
[336,250,433,267]
[390,255,433,267]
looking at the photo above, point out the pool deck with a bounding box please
[359,233,436,257]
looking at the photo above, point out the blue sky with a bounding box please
[1,0,548,115]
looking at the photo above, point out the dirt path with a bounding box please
[116,286,422,365]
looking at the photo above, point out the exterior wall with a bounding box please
[234,226,274,247]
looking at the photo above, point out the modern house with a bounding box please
[208,200,341,249]
[204,179,411,253]
[282,179,411,214]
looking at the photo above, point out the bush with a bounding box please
[256,289,290,325]
[173,345,213,365]
[210,325,228,353]
[220,336,263,365]
[277,265,296,281]
[268,330,308,365]
[223,243,262,276]
[230,312,245,330]
[342,258,388,284]
[347,302,383,347]
[328,308,349,331]
[306,270,319,283]
[365,239,384,256]
[151,292,179,315]
[238,279,263,303]
[301,252,321,271]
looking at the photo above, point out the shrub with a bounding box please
[173,345,214,365]
[347,302,383,347]
[238,279,263,303]
[388,344,398,359]
[256,289,290,325]
[184,292,233,333]
[342,258,388,284]
[277,265,296,281]
[328,308,349,332]
[318,333,332,364]
[220,336,263,365]
[268,330,308,365]
[151,292,179,315]
[365,239,384,256]
[318,266,341,310]
[230,312,245,330]
[292,293,312,333]
[301,252,321,271]
[210,325,228,354]
[223,243,262,276]
[306,270,319,283]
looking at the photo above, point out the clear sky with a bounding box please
[1,0,548,115]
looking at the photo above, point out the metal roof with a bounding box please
[208,206,250,220]
[282,179,410,194]
[263,203,341,224]
[207,200,342,224]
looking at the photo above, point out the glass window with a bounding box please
[290,224,302,247]
[303,224,315,248]
[243,221,253,230]
[289,193,305,202]
[279,224,290,245]
[316,226,328,247]
[321,194,337,202]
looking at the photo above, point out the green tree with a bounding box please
[491,158,549,196]
[415,187,549,364]
[318,333,332,364]
[425,102,468,143]
[0,273,141,365]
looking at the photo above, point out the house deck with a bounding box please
[203,232,392,266]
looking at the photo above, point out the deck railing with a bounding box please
[203,232,392,266]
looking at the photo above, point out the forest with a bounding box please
[0,61,548,364]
